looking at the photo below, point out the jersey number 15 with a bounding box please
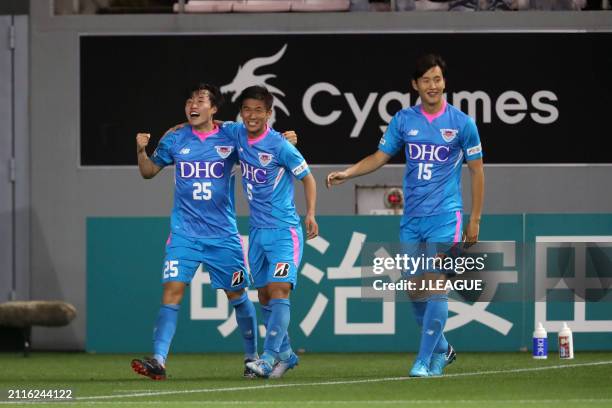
[417,163,433,180]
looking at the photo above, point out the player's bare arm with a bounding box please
[302,173,318,240]
[136,132,162,179]
[326,150,391,188]
[464,158,484,246]
[165,122,298,146]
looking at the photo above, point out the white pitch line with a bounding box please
[72,360,612,401]
[1,360,610,405]
[4,399,612,406]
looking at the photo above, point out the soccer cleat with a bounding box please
[268,352,299,379]
[429,344,457,376]
[131,357,167,380]
[409,359,431,377]
[243,358,258,379]
[246,358,274,378]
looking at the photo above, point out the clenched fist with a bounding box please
[136,133,151,154]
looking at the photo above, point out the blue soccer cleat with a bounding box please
[268,352,299,379]
[246,358,274,378]
[429,344,457,376]
[409,359,431,377]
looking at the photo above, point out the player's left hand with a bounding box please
[463,219,480,248]
[283,130,298,145]
[166,122,188,134]
[305,214,318,240]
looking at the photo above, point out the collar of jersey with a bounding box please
[191,124,219,142]
[420,99,447,123]
[246,125,270,146]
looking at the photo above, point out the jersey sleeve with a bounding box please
[220,121,243,142]
[150,131,176,168]
[378,113,404,156]
[278,140,311,180]
[460,118,483,161]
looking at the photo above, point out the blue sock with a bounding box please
[262,298,290,365]
[434,332,449,354]
[262,303,292,361]
[415,294,448,365]
[152,304,180,366]
[411,299,427,327]
[412,299,449,354]
[230,292,258,360]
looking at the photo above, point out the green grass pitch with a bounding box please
[1,352,611,407]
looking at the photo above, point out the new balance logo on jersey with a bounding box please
[179,148,191,155]
[178,161,224,179]
[231,271,245,287]
[274,262,290,278]
[440,128,459,143]
[215,146,234,159]
[408,143,450,163]
[240,160,267,184]
[408,129,419,136]
[258,152,274,167]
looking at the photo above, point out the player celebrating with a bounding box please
[224,86,318,379]
[327,54,484,377]
[131,84,295,380]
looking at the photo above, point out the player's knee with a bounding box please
[162,282,185,304]
[257,288,270,305]
[267,282,291,299]
[225,289,245,302]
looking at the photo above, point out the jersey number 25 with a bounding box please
[193,182,212,200]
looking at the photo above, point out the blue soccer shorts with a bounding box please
[399,210,463,277]
[162,232,250,291]
[248,225,304,289]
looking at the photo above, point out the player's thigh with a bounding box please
[262,226,303,290]
[162,233,201,285]
[423,211,463,244]
[248,228,269,289]
[420,211,464,281]
[399,219,426,279]
[201,235,250,291]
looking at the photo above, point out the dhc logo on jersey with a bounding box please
[407,143,450,163]
[178,161,224,179]
[240,160,267,184]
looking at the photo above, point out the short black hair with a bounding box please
[412,54,447,81]
[238,85,273,111]
[189,83,224,109]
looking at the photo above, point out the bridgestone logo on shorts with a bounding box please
[231,271,245,287]
[274,262,290,278]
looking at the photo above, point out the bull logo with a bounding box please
[221,44,290,127]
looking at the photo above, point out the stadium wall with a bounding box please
[28,0,612,349]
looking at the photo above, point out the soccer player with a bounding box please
[223,86,318,379]
[326,54,484,377]
[131,84,296,380]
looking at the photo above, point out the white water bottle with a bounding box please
[558,322,574,359]
[532,322,548,359]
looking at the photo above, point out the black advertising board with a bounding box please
[80,33,612,165]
